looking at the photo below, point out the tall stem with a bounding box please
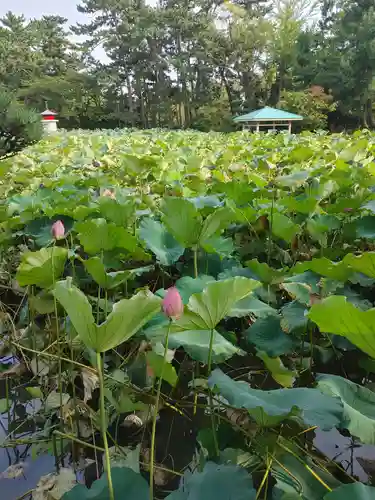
[5,376,10,429]
[207,328,219,457]
[96,351,114,500]
[193,246,199,414]
[207,329,215,375]
[52,244,64,465]
[193,247,198,279]
[150,320,172,500]
[267,191,274,266]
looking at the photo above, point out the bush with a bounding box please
[278,86,337,131]
[0,90,42,159]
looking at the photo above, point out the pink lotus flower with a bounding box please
[102,189,116,200]
[162,287,183,320]
[51,220,65,240]
[343,207,353,213]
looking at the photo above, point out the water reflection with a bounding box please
[0,405,55,499]
[315,429,375,482]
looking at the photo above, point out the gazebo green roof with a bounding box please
[233,106,303,122]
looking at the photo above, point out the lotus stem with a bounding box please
[193,247,198,278]
[149,319,172,500]
[96,351,114,500]
[52,244,64,465]
[208,328,219,457]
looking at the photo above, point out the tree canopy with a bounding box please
[0,0,374,131]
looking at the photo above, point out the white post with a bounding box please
[288,121,292,133]
[256,122,260,133]
[41,109,58,134]
[42,120,58,134]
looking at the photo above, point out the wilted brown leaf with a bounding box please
[32,468,76,500]
[0,362,26,379]
[0,462,26,479]
[81,366,99,403]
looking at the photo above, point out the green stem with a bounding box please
[96,351,114,500]
[207,328,215,375]
[267,191,274,265]
[68,234,76,283]
[104,289,108,318]
[52,244,64,465]
[149,320,172,500]
[66,235,79,456]
[12,343,97,373]
[5,376,10,428]
[54,430,105,453]
[97,285,101,324]
[193,247,198,279]
[52,433,60,473]
[207,329,219,457]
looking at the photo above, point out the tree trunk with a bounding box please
[219,67,235,115]
[126,75,134,126]
[135,74,146,128]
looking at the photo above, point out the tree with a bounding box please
[278,86,336,130]
[0,1,374,132]
[314,0,375,127]
[0,12,104,129]
[0,89,42,159]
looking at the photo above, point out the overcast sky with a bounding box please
[0,0,110,60]
[0,0,85,25]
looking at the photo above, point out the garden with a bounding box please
[1,128,375,499]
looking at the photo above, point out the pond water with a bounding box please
[1,349,375,499]
[2,423,375,499]
[0,354,55,500]
[315,429,375,482]
[0,414,55,500]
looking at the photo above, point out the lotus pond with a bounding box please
[1,129,375,499]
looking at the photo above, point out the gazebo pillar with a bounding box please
[288,121,292,133]
[256,123,260,133]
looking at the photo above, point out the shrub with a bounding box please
[0,89,42,159]
[278,86,337,131]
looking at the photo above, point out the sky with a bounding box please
[0,0,109,60]
[0,0,85,25]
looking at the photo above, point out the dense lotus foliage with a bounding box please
[1,129,375,498]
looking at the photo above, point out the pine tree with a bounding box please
[0,89,42,159]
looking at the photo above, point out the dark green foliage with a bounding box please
[0,89,42,158]
[0,2,374,130]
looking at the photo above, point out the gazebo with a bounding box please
[233,106,303,133]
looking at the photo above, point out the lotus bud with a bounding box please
[51,220,65,240]
[102,189,116,200]
[162,287,183,320]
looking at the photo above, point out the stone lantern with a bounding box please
[41,109,58,134]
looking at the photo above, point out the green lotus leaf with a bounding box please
[139,218,184,266]
[271,213,300,243]
[246,315,297,356]
[16,247,68,288]
[75,218,147,258]
[309,295,375,358]
[54,279,161,352]
[165,462,256,500]
[185,277,261,330]
[208,368,343,429]
[62,467,148,500]
[317,374,375,444]
[162,197,202,247]
[324,483,375,500]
